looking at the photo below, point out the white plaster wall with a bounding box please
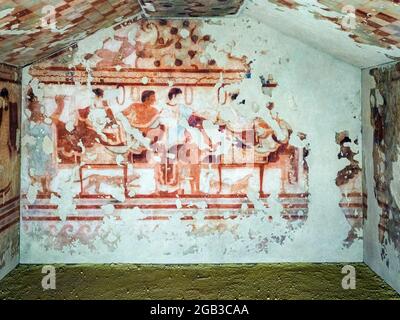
[20,16,362,263]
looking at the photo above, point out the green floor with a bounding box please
[0,263,398,300]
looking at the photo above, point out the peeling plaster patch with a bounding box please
[246,190,268,214]
[335,131,363,246]
[335,131,361,187]
[142,2,156,13]
[26,183,40,204]
[116,155,124,166]
[49,172,80,221]
[141,77,149,85]
[0,8,14,19]
[75,27,116,64]
[101,204,115,215]
[42,136,53,155]
[65,121,74,132]
[179,28,190,39]
[100,184,125,202]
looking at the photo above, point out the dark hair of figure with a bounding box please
[92,88,104,98]
[26,88,37,102]
[168,88,182,101]
[141,90,156,103]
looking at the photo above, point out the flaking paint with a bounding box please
[20,17,362,264]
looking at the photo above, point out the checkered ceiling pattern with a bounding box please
[0,0,245,67]
[319,0,400,48]
[0,0,143,67]
[1,0,400,67]
[139,0,244,17]
[269,0,400,49]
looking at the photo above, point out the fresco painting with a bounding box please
[0,63,20,280]
[20,18,362,263]
[363,63,400,293]
[335,130,363,247]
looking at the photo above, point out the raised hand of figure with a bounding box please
[54,95,66,112]
[51,95,66,122]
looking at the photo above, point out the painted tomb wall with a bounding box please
[0,63,21,279]
[20,17,362,263]
[363,63,400,293]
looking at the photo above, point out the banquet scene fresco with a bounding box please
[2,0,400,297]
[19,18,361,262]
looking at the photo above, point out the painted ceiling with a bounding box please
[139,0,245,17]
[0,0,143,67]
[244,0,400,67]
[0,0,400,68]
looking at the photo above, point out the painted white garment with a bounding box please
[159,103,209,150]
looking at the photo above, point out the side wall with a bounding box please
[20,17,362,263]
[363,63,400,293]
[0,64,21,279]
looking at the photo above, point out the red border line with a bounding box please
[0,206,19,222]
[26,203,309,210]
[0,218,19,235]
[34,67,247,73]
[339,203,363,208]
[36,81,238,87]
[0,77,21,84]
[0,196,19,209]
[22,193,310,200]
[22,214,307,222]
